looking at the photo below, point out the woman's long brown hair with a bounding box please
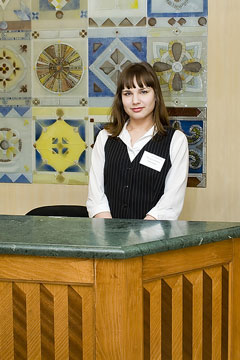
[104,62,170,137]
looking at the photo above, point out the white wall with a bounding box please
[181,0,240,221]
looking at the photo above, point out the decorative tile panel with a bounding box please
[0,0,208,188]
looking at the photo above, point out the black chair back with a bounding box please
[26,205,88,217]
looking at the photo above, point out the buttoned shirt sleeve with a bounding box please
[86,129,111,218]
[146,130,189,220]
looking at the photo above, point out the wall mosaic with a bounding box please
[0,0,208,187]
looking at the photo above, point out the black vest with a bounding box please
[104,127,175,219]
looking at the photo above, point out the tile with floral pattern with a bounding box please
[0,33,31,106]
[148,27,207,107]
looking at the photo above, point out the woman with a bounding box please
[87,62,189,220]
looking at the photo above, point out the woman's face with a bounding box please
[121,78,155,124]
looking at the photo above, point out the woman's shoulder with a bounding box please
[97,128,109,137]
[173,128,186,137]
[171,129,188,151]
[165,126,185,138]
[94,128,111,147]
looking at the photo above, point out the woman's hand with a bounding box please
[144,214,156,220]
[94,212,112,219]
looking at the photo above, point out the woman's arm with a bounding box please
[86,130,112,218]
[146,130,189,220]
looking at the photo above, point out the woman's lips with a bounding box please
[131,107,144,112]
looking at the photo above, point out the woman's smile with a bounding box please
[131,107,144,112]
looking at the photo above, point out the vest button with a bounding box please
[123,204,128,209]
[124,185,129,190]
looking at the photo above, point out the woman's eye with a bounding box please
[141,89,148,94]
[123,92,131,96]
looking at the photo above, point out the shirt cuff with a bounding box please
[147,208,178,221]
[87,205,111,218]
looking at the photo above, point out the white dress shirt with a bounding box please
[87,123,189,220]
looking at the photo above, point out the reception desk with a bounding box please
[0,215,240,359]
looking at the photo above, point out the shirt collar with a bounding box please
[118,122,155,148]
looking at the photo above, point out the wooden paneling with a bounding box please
[231,239,240,358]
[143,240,233,281]
[0,255,94,284]
[143,281,161,360]
[185,271,203,359]
[95,257,143,360]
[68,286,82,360]
[0,282,14,360]
[0,282,94,360]
[143,265,230,360]
[40,284,55,359]
[13,283,27,359]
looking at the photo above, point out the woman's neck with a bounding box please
[127,118,154,132]
[126,119,154,146]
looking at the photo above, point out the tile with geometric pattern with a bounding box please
[88,0,146,28]
[32,34,88,107]
[168,106,206,187]
[0,105,32,183]
[88,28,147,107]
[87,107,111,166]
[0,0,31,31]
[32,0,87,30]
[33,107,88,185]
[147,0,208,18]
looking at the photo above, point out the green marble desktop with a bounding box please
[0,215,239,259]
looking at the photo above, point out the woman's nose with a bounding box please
[132,92,140,104]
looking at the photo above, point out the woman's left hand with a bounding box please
[144,214,156,220]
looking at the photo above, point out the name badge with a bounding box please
[139,151,165,172]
